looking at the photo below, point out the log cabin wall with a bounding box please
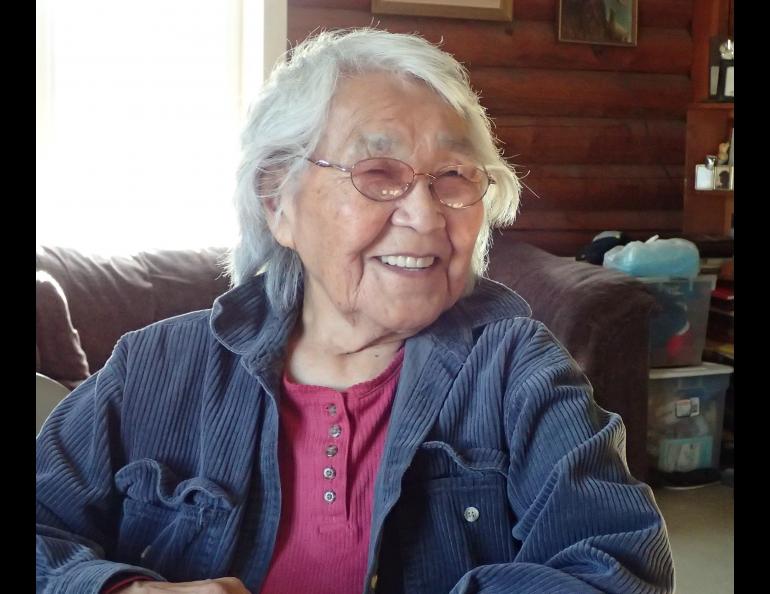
[287,0,693,255]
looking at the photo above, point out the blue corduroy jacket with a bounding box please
[36,275,674,594]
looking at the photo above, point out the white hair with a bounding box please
[226,28,520,310]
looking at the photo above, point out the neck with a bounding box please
[284,292,408,390]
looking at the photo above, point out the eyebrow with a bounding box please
[438,135,475,157]
[352,133,400,157]
[350,132,476,160]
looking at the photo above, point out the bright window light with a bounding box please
[37,0,274,255]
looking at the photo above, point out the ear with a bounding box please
[264,193,296,250]
[259,170,296,250]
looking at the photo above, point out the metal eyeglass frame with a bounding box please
[304,157,495,209]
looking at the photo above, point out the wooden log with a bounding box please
[516,178,683,212]
[519,164,683,179]
[287,0,693,29]
[510,164,683,213]
[471,68,690,118]
[493,115,685,164]
[512,210,682,231]
[288,8,692,74]
[512,0,693,29]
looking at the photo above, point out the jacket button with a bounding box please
[326,444,338,457]
[323,467,336,480]
[463,506,480,522]
[329,424,342,438]
[326,403,337,416]
[323,490,336,503]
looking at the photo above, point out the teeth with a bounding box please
[379,255,435,269]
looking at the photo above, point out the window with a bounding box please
[36,0,286,254]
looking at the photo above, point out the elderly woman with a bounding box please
[37,29,673,594]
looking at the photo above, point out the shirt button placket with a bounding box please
[322,396,344,511]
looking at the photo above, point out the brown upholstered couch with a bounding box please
[36,239,655,481]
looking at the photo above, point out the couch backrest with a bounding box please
[36,246,231,381]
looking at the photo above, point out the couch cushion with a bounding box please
[37,247,156,373]
[136,248,231,322]
[36,270,90,383]
[36,246,231,374]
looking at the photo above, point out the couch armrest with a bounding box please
[487,239,655,481]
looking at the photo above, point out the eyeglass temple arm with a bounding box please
[305,157,353,174]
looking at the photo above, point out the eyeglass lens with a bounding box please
[350,158,488,207]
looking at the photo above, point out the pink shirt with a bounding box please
[260,350,404,594]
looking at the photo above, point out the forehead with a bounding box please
[318,72,475,159]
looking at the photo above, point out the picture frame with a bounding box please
[558,0,638,47]
[694,165,715,191]
[714,166,731,191]
[372,0,512,22]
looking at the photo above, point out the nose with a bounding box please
[390,174,446,234]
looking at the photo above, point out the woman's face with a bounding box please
[272,72,485,339]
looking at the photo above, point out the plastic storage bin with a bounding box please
[647,362,733,485]
[640,275,717,368]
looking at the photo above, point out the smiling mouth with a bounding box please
[378,255,436,269]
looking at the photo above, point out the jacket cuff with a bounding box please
[47,560,165,594]
[101,574,155,594]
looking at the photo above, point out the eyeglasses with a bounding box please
[305,157,494,209]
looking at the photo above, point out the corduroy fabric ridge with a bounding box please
[36,276,674,594]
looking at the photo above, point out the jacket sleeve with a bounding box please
[36,337,164,594]
[450,322,674,594]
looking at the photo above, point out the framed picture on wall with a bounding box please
[372,0,512,22]
[558,0,638,47]
[714,166,732,191]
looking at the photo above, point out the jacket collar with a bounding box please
[210,274,531,369]
[426,277,532,362]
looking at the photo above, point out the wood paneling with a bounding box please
[518,179,682,212]
[286,0,695,255]
[289,0,694,29]
[289,8,692,74]
[472,68,690,118]
[494,116,685,164]
[512,0,693,29]
[514,210,682,231]
[517,164,683,208]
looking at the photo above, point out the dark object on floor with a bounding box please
[576,231,631,265]
[650,467,722,488]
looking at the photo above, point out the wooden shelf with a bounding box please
[688,102,734,111]
[683,102,734,235]
[693,190,733,199]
